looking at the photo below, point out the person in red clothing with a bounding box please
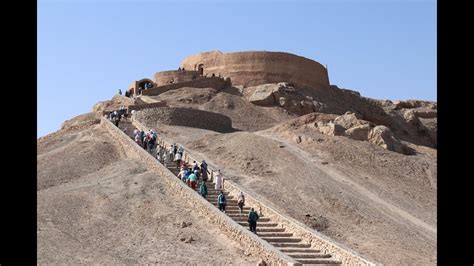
[188,171,198,190]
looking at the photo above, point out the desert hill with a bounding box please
[38,50,436,265]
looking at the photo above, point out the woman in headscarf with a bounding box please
[174,152,182,170]
[215,169,223,191]
[192,161,199,171]
[201,160,208,182]
[237,191,245,214]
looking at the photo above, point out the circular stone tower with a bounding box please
[180,50,330,91]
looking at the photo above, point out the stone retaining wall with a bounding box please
[134,107,233,133]
[130,117,379,266]
[154,70,205,86]
[100,117,300,265]
[128,101,167,112]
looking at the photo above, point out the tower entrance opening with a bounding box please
[198,64,204,76]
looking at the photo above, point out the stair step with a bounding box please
[295,258,341,265]
[261,237,302,243]
[228,217,271,222]
[208,199,238,203]
[272,243,312,248]
[254,232,293,237]
[226,213,264,218]
[207,197,236,201]
[237,222,278,227]
[210,202,246,206]
[225,210,251,214]
[213,205,251,210]
[220,210,252,214]
[288,253,332,259]
[256,228,286,232]
[279,248,321,253]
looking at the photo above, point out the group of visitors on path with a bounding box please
[215,187,259,233]
[176,161,259,233]
[116,117,261,234]
[107,106,127,127]
[155,142,186,170]
[132,128,158,154]
[176,159,208,191]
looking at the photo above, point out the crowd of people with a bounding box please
[176,159,209,190]
[107,106,127,127]
[132,128,158,154]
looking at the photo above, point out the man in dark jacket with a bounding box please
[248,208,259,234]
[217,191,226,212]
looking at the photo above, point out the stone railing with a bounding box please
[100,117,300,265]
[130,117,379,266]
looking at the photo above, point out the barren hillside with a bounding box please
[37,123,259,264]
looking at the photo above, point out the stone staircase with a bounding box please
[114,118,373,265]
[119,120,136,138]
[162,163,342,265]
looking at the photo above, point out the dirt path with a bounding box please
[256,131,437,239]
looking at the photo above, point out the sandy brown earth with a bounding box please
[37,124,259,264]
[154,119,436,265]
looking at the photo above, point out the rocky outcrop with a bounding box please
[393,100,437,110]
[246,82,328,115]
[334,112,368,129]
[412,109,437,119]
[314,112,413,155]
[368,126,412,154]
[318,122,345,136]
[291,85,438,149]
[344,124,372,141]
[248,84,279,106]
[92,95,135,113]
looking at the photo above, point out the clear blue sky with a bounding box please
[38,0,436,138]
